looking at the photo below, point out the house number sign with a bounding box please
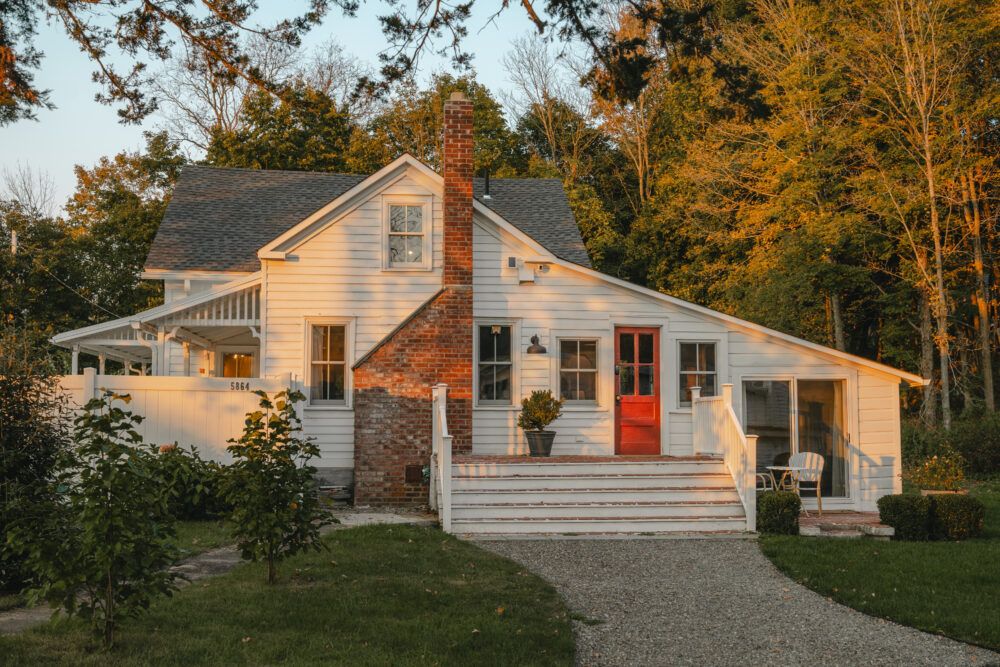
[229,381,253,391]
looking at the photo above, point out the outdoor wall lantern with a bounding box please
[526,334,547,354]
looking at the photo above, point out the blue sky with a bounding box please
[0,2,541,207]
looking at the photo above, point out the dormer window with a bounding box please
[383,198,432,270]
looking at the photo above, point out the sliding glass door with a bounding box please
[742,378,849,498]
[797,380,848,497]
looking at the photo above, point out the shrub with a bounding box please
[877,494,932,541]
[947,412,1000,475]
[901,419,949,469]
[517,390,564,431]
[930,494,985,541]
[148,444,229,519]
[756,491,801,535]
[906,453,966,491]
[8,392,178,648]
[0,323,72,593]
[224,390,329,583]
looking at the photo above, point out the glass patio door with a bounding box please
[797,380,848,497]
[742,378,849,498]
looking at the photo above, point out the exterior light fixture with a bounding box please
[526,334,547,354]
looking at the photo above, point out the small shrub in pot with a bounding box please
[930,494,985,541]
[517,390,564,457]
[756,491,801,535]
[877,494,932,541]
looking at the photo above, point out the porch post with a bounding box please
[98,353,106,375]
[82,367,96,402]
[183,342,191,376]
[722,383,733,406]
[71,345,80,375]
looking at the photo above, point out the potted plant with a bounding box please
[517,390,564,457]
[906,453,968,495]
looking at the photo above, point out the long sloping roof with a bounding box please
[145,165,591,272]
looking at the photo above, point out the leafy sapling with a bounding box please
[224,389,330,583]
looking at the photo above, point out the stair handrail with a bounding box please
[691,384,757,532]
[430,383,453,532]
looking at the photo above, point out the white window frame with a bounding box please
[303,317,355,409]
[215,345,259,378]
[474,319,520,409]
[382,196,432,271]
[678,341,718,408]
[557,337,600,405]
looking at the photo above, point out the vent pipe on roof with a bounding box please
[482,169,491,200]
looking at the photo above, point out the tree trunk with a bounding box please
[920,293,937,426]
[961,171,994,411]
[924,143,951,429]
[267,548,276,584]
[104,571,115,648]
[831,293,846,352]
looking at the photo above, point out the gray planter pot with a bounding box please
[525,430,556,457]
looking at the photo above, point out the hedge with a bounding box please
[757,491,801,535]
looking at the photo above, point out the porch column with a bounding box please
[98,353,106,375]
[71,345,80,374]
[183,342,191,376]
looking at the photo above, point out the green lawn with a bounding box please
[0,524,573,666]
[173,519,232,557]
[760,479,1000,650]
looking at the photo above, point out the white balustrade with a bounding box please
[430,383,453,532]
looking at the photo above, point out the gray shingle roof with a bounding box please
[145,165,591,273]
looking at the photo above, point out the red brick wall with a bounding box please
[352,92,474,506]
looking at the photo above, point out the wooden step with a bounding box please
[452,515,749,535]
[453,459,727,478]
[451,472,733,491]
[451,500,744,520]
[451,486,741,504]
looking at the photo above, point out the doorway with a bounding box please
[742,378,849,497]
[615,327,660,454]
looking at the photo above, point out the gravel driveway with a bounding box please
[479,538,998,667]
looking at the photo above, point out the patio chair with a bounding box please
[787,452,825,516]
[756,472,775,492]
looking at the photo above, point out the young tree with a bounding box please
[225,390,328,584]
[9,392,178,648]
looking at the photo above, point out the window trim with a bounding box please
[303,317,355,409]
[474,319,520,409]
[557,337,600,405]
[215,345,259,378]
[678,341,718,408]
[381,196,433,271]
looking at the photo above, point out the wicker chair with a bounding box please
[787,452,825,516]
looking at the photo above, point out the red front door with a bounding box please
[615,327,661,454]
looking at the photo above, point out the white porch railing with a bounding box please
[59,368,289,463]
[692,383,758,532]
[429,383,453,532]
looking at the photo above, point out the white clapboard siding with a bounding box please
[262,175,443,465]
[58,374,285,463]
[471,219,905,511]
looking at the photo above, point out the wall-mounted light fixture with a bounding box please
[526,334,547,354]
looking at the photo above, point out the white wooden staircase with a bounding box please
[448,457,747,536]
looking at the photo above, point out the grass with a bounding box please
[172,519,232,557]
[760,478,1000,650]
[0,524,574,665]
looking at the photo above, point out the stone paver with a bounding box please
[480,538,999,667]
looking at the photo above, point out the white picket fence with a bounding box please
[58,368,291,463]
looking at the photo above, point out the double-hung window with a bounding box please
[679,342,716,406]
[310,324,347,405]
[559,339,598,403]
[478,324,513,404]
[386,202,429,269]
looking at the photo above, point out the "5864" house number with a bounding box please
[230,381,252,391]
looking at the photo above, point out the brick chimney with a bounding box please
[350,90,474,506]
[442,91,474,287]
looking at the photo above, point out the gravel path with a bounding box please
[479,538,999,667]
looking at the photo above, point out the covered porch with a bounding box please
[52,274,263,379]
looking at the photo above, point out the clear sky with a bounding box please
[0,2,542,208]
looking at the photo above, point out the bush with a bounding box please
[906,453,966,491]
[8,392,178,648]
[0,323,72,593]
[224,389,329,583]
[148,444,229,519]
[903,414,1000,476]
[757,491,801,534]
[877,494,932,541]
[930,494,985,541]
[517,390,564,431]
